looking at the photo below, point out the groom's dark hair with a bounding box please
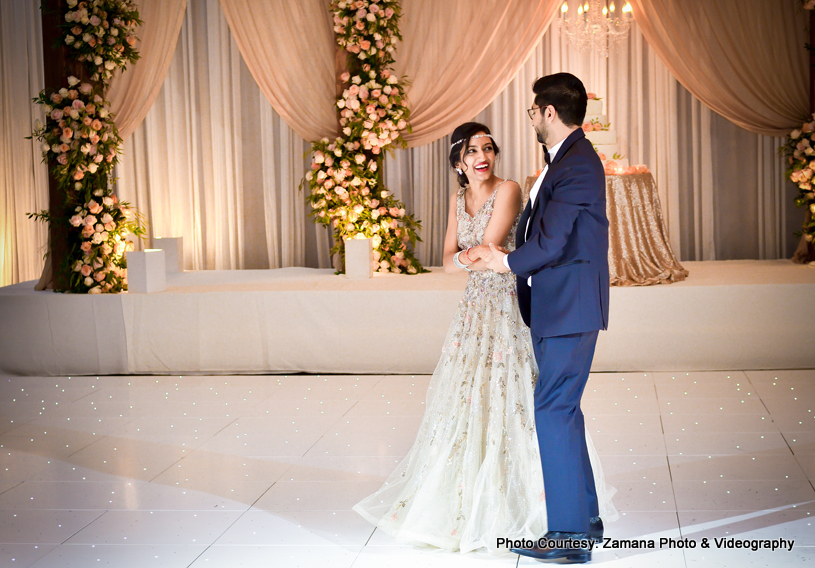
[532,73,587,128]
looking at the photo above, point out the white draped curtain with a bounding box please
[0,0,803,285]
[116,0,332,271]
[0,0,48,287]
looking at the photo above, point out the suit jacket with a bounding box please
[507,128,609,338]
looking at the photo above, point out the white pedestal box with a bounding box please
[344,237,373,279]
[126,249,167,293]
[153,236,183,273]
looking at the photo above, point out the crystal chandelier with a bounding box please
[558,1,633,57]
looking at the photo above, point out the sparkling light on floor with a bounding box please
[0,371,813,567]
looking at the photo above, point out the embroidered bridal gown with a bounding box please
[353,183,617,554]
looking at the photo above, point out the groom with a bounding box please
[483,72,608,563]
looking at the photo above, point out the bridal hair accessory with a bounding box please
[451,133,493,149]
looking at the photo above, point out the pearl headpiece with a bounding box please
[451,133,493,149]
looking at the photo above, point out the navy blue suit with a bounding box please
[506,127,609,533]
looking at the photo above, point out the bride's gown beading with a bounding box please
[352,183,616,554]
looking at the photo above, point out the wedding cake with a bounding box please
[582,95,629,171]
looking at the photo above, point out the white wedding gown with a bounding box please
[353,183,617,554]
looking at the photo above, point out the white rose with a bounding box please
[84,277,94,286]
[343,127,351,136]
[111,28,119,36]
[67,76,80,87]
[88,163,99,173]
[99,109,109,118]
[94,55,103,65]
[352,75,361,85]
[388,75,398,84]
[366,13,376,22]
[88,286,102,294]
[337,99,346,108]
[355,154,365,164]
[791,129,802,139]
[104,60,116,70]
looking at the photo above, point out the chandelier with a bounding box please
[558,1,633,57]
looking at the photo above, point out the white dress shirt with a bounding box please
[503,137,567,285]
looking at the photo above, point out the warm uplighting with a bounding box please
[559,0,633,56]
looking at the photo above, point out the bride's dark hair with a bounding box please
[448,122,501,188]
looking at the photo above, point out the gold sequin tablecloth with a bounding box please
[523,173,688,286]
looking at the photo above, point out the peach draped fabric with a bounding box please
[219,0,558,145]
[630,0,808,137]
[107,0,188,140]
[219,0,340,142]
[398,0,560,146]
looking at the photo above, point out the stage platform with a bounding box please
[1,260,814,376]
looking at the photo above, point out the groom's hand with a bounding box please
[485,243,510,273]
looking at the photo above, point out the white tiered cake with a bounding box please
[583,96,629,170]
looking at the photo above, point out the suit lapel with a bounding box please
[524,129,587,241]
[526,169,551,241]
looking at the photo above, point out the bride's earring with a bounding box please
[456,167,463,175]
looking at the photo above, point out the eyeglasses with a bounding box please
[527,105,549,120]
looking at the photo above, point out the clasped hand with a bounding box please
[467,243,511,273]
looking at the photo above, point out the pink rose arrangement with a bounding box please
[62,0,141,85]
[783,115,815,242]
[582,118,609,132]
[306,1,424,275]
[28,0,145,293]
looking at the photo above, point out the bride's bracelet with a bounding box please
[453,251,472,272]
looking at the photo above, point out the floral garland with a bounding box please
[29,0,144,293]
[783,119,815,242]
[782,0,815,245]
[305,0,425,274]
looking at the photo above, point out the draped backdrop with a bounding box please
[0,0,807,286]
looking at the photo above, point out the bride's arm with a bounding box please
[443,191,469,274]
[468,181,523,264]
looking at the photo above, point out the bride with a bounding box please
[352,122,616,554]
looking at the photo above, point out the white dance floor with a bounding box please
[0,369,813,567]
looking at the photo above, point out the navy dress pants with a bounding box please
[532,330,600,533]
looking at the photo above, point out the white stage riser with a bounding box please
[1,262,813,375]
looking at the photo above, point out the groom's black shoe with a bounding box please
[510,531,593,564]
[589,516,604,543]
